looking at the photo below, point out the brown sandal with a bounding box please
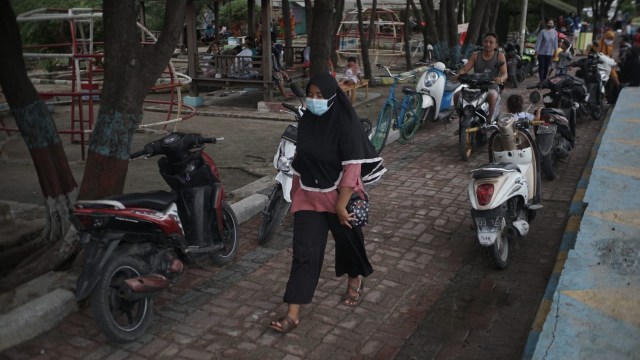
[269,315,299,334]
[341,280,364,307]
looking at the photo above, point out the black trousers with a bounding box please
[283,210,373,304]
[538,55,553,82]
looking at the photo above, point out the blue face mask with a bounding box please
[306,94,335,116]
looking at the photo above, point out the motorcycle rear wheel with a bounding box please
[459,125,473,161]
[257,185,288,244]
[91,255,153,343]
[488,227,510,269]
[210,202,239,265]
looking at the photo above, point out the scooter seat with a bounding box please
[444,81,461,92]
[471,162,520,179]
[107,190,177,211]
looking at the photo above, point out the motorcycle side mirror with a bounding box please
[289,82,305,98]
[529,91,542,104]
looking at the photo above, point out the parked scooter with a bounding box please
[415,60,468,124]
[456,63,503,161]
[71,132,239,342]
[257,84,305,244]
[571,52,613,121]
[534,103,575,181]
[503,42,525,87]
[521,40,538,77]
[468,92,543,269]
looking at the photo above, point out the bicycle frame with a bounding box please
[371,65,423,154]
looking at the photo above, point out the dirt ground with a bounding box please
[0,88,300,205]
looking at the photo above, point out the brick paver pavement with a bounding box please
[0,73,603,360]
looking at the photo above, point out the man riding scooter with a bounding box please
[456,32,509,126]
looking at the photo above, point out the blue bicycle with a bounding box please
[371,64,425,154]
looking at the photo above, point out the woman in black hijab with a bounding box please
[270,72,385,333]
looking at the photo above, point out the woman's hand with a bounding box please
[336,206,354,229]
[336,186,355,228]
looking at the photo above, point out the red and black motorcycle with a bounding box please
[71,132,238,342]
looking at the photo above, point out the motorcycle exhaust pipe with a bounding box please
[120,274,171,301]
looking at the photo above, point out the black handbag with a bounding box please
[346,193,369,227]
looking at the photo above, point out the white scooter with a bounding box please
[416,61,468,124]
[257,85,305,244]
[468,92,543,269]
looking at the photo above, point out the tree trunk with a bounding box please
[331,0,345,71]
[488,0,501,33]
[419,0,439,56]
[367,0,378,49]
[408,0,430,62]
[462,0,489,57]
[282,0,293,67]
[305,0,313,41]
[78,0,186,201]
[357,0,373,80]
[309,0,335,76]
[0,0,79,290]
[403,5,412,70]
[248,0,256,38]
[446,0,461,66]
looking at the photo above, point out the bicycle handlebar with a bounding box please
[376,63,415,82]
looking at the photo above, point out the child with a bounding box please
[555,39,573,75]
[341,56,361,85]
[506,94,540,122]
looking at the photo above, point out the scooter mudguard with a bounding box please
[75,232,124,301]
[421,94,434,110]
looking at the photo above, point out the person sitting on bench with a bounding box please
[340,57,361,86]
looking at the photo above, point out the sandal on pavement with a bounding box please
[341,280,364,307]
[269,315,299,334]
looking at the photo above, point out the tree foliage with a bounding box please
[219,0,260,29]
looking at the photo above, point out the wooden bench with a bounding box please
[339,79,369,103]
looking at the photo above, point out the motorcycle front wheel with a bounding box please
[257,185,289,244]
[459,125,473,161]
[210,202,239,265]
[91,255,153,343]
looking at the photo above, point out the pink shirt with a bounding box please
[290,163,365,214]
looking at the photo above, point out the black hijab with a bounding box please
[291,72,385,192]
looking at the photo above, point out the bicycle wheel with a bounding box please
[371,102,394,155]
[399,95,422,142]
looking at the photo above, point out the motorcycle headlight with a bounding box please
[543,95,554,104]
[423,71,439,87]
[463,105,475,117]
